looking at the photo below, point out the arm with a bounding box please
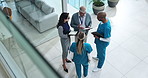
[69,52,74,60]
[87,53,91,62]
[85,43,93,62]
[94,35,110,42]
[58,26,68,38]
[70,43,75,61]
[70,14,79,31]
[85,13,92,28]
[100,26,111,42]
[100,37,110,42]
[88,14,92,27]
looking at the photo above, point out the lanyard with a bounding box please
[79,16,83,24]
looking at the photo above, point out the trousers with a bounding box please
[75,63,88,78]
[96,42,109,68]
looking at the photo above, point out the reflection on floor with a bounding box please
[1,0,148,78]
[37,0,148,78]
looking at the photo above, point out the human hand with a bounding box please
[87,26,90,28]
[94,35,100,39]
[78,24,81,27]
[79,27,84,29]
[72,59,74,62]
[78,24,84,29]
[86,26,93,30]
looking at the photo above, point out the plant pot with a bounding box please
[108,0,119,8]
[92,4,105,15]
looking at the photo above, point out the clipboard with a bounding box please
[91,32,104,38]
[69,31,77,36]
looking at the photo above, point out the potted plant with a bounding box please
[108,0,119,7]
[89,0,105,15]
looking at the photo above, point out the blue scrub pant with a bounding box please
[75,63,88,78]
[96,42,109,68]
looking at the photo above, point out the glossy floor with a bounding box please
[37,0,148,78]
[1,0,148,78]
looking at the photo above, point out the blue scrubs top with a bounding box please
[94,19,111,45]
[70,42,93,64]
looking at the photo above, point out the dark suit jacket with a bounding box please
[70,12,92,32]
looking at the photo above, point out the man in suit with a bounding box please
[70,6,92,42]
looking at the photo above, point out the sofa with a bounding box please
[15,0,58,32]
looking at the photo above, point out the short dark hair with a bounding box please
[97,12,106,18]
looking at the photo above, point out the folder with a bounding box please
[69,31,77,36]
[91,32,104,38]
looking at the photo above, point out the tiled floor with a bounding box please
[37,0,148,78]
[1,0,148,78]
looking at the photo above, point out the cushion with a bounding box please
[29,10,45,21]
[22,4,39,14]
[41,3,54,14]
[35,0,44,9]
[30,0,35,3]
[15,0,25,2]
[16,1,31,8]
[21,4,39,20]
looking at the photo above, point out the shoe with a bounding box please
[82,75,88,78]
[66,60,71,63]
[92,57,98,60]
[62,65,68,73]
[64,68,68,73]
[92,68,101,72]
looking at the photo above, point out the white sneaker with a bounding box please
[92,57,98,60]
[92,68,102,72]
[82,75,88,78]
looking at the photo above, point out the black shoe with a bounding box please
[66,60,71,63]
[64,68,68,73]
[62,65,68,73]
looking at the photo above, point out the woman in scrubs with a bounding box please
[70,32,93,78]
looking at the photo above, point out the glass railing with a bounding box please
[0,9,61,78]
